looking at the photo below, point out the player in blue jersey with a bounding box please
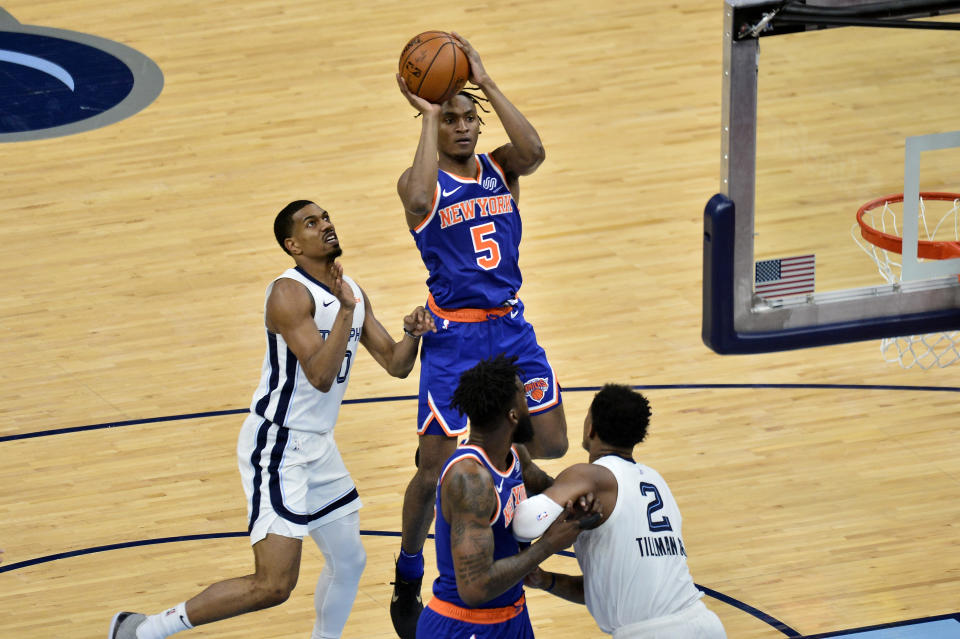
[109,201,435,639]
[391,32,569,638]
[418,355,594,639]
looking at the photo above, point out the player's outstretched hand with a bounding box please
[538,500,588,551]
[403,306,436,337]
[450,32,489,87]
[329,262,356,311]
[570,491,603,529]
[396,74,441,115]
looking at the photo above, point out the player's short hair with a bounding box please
[416,89,488,125]
[451,354,521,430]
[274,200,315,255]
[589,384,651,448]
[456,88,489,125]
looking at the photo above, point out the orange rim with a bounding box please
[857,192,960,260]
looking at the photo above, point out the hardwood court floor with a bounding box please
[1,1,958,638]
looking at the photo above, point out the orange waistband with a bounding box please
[426,594,526,624]
[427,293,514,323]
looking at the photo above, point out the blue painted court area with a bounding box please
[805,617,960,639]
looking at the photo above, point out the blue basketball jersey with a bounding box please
[432,444,528,608]
[410,153,523,309]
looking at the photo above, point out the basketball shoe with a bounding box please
[108,612,146,639]
[390,562,423,639]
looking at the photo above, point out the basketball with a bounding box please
[398,31,470,104]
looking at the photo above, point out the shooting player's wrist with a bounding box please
[402,327,420,339]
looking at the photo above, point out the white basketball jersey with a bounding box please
[574,455,703,633]
[247,266,364,434]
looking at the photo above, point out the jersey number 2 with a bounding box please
[640,482,673,532]
[471,222,501,270]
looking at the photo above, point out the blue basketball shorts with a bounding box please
[416,596,535,639]
[417,299,562,437]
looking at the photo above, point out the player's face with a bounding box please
[289,203,342,259]
[512,376,534,444]
[437,95,479,160]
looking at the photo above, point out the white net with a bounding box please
[851,194,960,369]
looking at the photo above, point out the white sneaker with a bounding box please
[108,612,146,639]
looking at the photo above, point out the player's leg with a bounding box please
[392,433,458,639]
[400,433,458,559]
[109,534,302,639]
[527,403,567,459]
[308,511,366,639]
[186,532,303,622]
[505,306,568,459]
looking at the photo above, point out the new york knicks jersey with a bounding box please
[410,153,522,309]
[574,455,703,633]
[432,444,528,608]
[247,266,364,434]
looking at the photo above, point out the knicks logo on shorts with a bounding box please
[524,378,549,403]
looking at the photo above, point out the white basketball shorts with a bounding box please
[611,600,727,639]
[237,413,362,546]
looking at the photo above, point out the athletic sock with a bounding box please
[136,602,193,639]
[395,548,424,581]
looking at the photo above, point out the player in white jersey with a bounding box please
[109,200,435,639]
[513,385,727,639]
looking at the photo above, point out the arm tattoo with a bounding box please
[446,462,553,604]
[448,468,497,590]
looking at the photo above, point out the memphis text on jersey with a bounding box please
[438,194,515,229]
[636,534,688,558]
[318,327,363,342]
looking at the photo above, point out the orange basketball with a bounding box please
[399,31,469,104]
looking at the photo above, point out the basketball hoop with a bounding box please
[852,191,960,369]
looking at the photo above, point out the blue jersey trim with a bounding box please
[247,418,271,533]
[253,331,280,416]
[266,424,360,524]
[294,265,332,292]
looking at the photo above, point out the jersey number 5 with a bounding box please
[471,222,501,270]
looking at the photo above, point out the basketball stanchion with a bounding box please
[852,192,960,369]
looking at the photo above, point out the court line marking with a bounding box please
[4,383,960,443]
[4,384,958,636]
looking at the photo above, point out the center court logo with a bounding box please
[0,9,163,142]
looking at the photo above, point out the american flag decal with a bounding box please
[754,254,815,299]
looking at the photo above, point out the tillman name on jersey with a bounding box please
[636,535,688,558]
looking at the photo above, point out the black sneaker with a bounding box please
[390,563,423,639]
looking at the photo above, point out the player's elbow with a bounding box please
[394,365,414,379]
[388,363,413,379]
[456,586,488,608]
[385,353,415,379]
[403,191,433,216]
[530,143,546,166]
[406,202,431,218]
[307,373,335,393]
[518,144,545,175]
